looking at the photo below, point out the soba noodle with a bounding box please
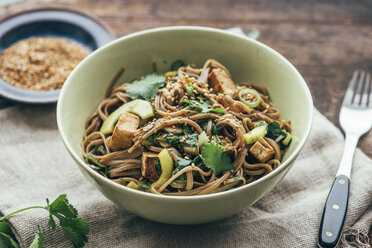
[83,59,291,196]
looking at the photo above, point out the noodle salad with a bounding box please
[83,59,292,196]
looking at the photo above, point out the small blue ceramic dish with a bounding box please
[0,7,115,104]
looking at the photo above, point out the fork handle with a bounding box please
[318,175,349,248]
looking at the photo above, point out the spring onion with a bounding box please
[239,88,261,108]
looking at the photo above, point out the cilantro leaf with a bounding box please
[266,121,286,140]
[201,142,234,175]
[138,182,151,192]
[47,194,78,219]
[29,226,43,248]
[85,155,109,176]
[0,222,15,239]
[0,194,88,248]
[170,59,186,71]
[181,99,225,114]
[55,216,89,248]
[46,195,89,248]
[0,232,19,248]
[126,73,166,101]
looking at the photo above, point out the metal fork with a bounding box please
[318,71,372,248]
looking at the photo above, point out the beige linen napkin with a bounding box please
[0,105,371,248]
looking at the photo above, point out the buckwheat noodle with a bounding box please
[83,59,291,196]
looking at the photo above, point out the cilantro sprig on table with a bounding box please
[125,73,166,101]
[0,194,89,248]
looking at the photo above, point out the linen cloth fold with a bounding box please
[0,105,371,248]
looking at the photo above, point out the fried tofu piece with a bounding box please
[108,112,140,151]
[141,152,160,180]
[208,68,238,96]
[249,137,275,163]
[216,94,252,114]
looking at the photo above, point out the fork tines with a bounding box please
[345,70,372,107]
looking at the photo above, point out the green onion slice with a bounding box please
[239,88,261,108]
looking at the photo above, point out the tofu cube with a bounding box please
[249,137,275,163]
[141,152,160,180]
[208,68,238,96]
[108,112,140,151]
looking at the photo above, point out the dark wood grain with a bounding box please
[0,0,371,244]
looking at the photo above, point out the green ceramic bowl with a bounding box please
[57,26,313,224]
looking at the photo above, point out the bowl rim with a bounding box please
[57,26,314,201]
[0,7,115,104]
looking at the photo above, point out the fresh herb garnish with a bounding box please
[181,98,225,114]
[28,226,43,248]
[138,182,151,192]
[88,144,95,151]
[0,194,89,248]
[177,157,192,168]
[201,142,234,175]
[170,59,186,71]
[119,178,128,185]
[154,158,162,176]
[200,122,219,136]
[126,73,166,101]
[85,155,109,176]
[266,121,286,140]
[175,158,192,181]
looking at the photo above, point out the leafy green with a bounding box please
[175,158,192,181]
[183,133,198,147]
[163,134,181,147]
[266,121,286,140]
[46,195,89,248]
[181,99,225,114]
[0,222,15,239]
[84,155,109,176]
[200,122,219,136]
[201,142,234,175]
[119,178,128,185]
[0,194,88,248]
[126,73,166,101]
[177,158,192,168]
[29,226,43,248]
[138,182,151,192]
[170,60,186,71]
[154,158,162,176]
[88,144,95,151]
[0,232,19,248]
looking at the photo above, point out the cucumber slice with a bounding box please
[282,132,292,146]
[100,101,136,135]
[244,122,268,144]
[152,149,174,189]
[127,181,139,190]
[129,99,154,119]
[100,99,154,135]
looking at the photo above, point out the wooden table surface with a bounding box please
[0,0,371,245]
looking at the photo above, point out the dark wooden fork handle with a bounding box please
[318,175,349,248]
